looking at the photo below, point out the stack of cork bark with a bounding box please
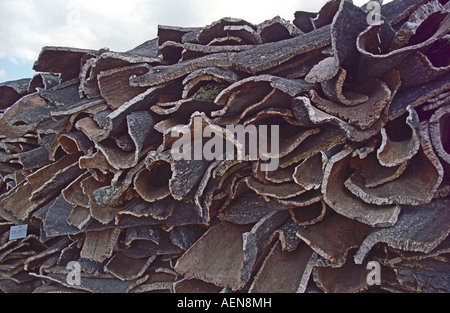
[0,0,449,293]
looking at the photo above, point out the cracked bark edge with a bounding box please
[354,197,450,265]
[377,105,421,167]
[321,146,401,227]
[429,104,450,165]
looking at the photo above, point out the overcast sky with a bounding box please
[0,0,391,82]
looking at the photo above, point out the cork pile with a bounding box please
[0,0,449,293]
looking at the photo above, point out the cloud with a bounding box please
[0,0,393,67]
[0,69,6,79]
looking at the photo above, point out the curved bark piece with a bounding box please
[91,160,145,208]
[197,17,256,45]
[356,13,450,80]
[97,64,151,110]
[293,153,326,191]
[346,122,444,206]
[151,99,221,116]
[29,158,84,202]
[35,78,79,107]
[9,102,56,128]
[272,189,322,207]
[381,0,429,26]
[159,111,241,157]
[258,16,303,43]
[274,219,304,252]
[116,197,206,228]
[329,0,369,75]
[195,160,249,222]
[157,25,202,46]
[80,229,121,263]
[182,67,241,99]
[389,0,445,51]
[33,46,97,81]
[122,228,183,258]
[181,42,255,61]
[104,253,155,281]
[0,78,32,110]
[278,126,345,169]
[0,93,47,139]
[312,0,340,30]
[41,196,79,239]
[321,68,369,106]
[213,75,278,116]
[298,95,386,142]
[254,118,321,160]
[96,111,159,170]
[206,36,244,46]
[377,105,421,167]
[264,49,326,79]
[125,226,164,247]
[61,172,91,208]
[81,176,124,225]
[249,241,316,293]
[126,38,159,58]
[231,25,331,75]
[50,97,106,118]
[218,191,293,225]
[170,225,207,250]
[397,44,450,90]
[26,151,82,194]
[79,151,118,177]
[293,11,316,33]
[97,84,165,142]
[429,104,450,165]
[349,151,409,188]
[130,53,236,88]
[134,158,171,203]
[262,158,296,183]
[422,89,450,112]
[313,250,369,293]
[246,176,306,200]
[223,25,262,45]
[58,131,94,154]
[213,77,316,125]
[305,56,338,84]
[79,50,162,98]
[28,73,60,93]
[389,71,450,120]
[296,211,372,265]
[241,210,291,286]
[310,79,391,130]
[174,222,252,291]
[159,41,183,63]
[289,200,327,227]
[135,150,211,203]
[354,197,450,265]
[243,108,302,128]
[322,146,401,227]
[67,207,90,232]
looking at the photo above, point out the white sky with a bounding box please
[0,0,392,81]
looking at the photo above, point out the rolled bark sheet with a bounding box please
[0,0,449,294]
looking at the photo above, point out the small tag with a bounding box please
[9,225,28,240]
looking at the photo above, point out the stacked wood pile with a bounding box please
[0,0,449,293]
